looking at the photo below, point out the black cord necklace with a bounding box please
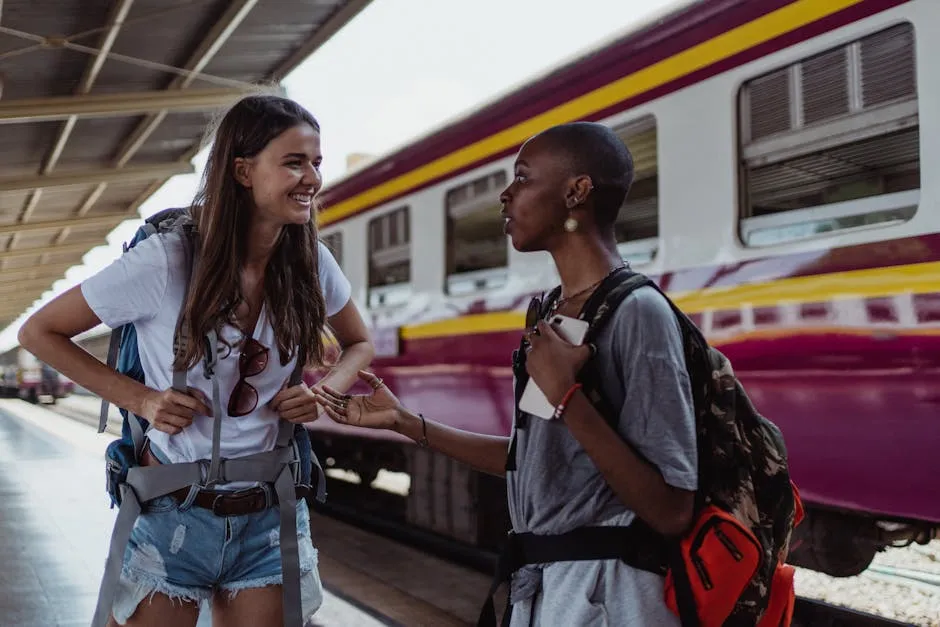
[550,264,625,315]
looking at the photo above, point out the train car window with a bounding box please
[445,170,508,295]
[738,22,919,247]
[321,231,343,268]
[367,206,411,308]
[612,115,658,265]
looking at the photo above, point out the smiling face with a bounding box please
[499,134,577,253]
[234,123,323,226]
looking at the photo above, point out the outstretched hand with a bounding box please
[313,370,402,430]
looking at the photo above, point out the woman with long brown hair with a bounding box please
[18,94,375,626]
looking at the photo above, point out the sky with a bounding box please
[0,0,681,352]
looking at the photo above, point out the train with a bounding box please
[304,0,940,578]
[0,348,74,403]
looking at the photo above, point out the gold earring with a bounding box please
[564,217,578,232]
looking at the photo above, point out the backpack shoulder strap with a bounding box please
[288,353,305,387]
[504,285,564,472]
[578,267,653,342]
[575,268,653,418]
[98,327,123,433]
[539,285,563,318]
[170,227,197,395]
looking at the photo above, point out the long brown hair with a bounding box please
[172,95,327,372]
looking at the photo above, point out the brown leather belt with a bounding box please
[141,441,309,517]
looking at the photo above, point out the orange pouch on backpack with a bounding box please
[665,505,762,627]
[756,563,796,626]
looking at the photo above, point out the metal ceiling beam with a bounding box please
[0,212,131,236]
[0,87,251,124]
[0,297,36,312]
[0,240,98,261]
[0,263,74,282]
[0,162,193,192]
[271,0,373,81]
[0,312,38,324]
[0,312,35,322]
[0,300,41,318]
[0,276,62,294]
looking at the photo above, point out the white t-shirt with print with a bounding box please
[81,230,351,482]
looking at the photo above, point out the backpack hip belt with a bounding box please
[476,524,672,627]
[139,439,314,517]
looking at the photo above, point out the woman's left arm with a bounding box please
[271,299,375,422]
[315,299,376,393]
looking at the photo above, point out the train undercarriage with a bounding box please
[313,433,940,578]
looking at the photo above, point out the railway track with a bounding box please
[793,598,917,627]
[867,564,940,590]
[46,397,929,627]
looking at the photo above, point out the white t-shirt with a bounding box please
[82,230,351,482]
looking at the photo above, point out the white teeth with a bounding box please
[290,194,312,203]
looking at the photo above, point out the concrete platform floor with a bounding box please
[0,398,388,627]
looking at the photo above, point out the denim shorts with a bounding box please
[110,489,323,624]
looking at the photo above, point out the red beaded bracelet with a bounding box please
[552,383,583,420]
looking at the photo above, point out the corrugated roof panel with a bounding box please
[90,179,156,213]
[129,111,216,165]
[27,185,100,221]
[0,123,62,170]
[93,0,234,94]
[0,192,32,225]
[57,117,144,168]
[201,0,345,78]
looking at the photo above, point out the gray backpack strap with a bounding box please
[90,485,142,627]
[285,355,327,503]
[288,355,305,387]
[98,328,122,433]
[275,451,303,627]
[91,461,207,627]
[203,329,224,485]
[171,228,197,395]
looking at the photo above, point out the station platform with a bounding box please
[0,398,389,627]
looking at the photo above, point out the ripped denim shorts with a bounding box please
[111,483,323,624]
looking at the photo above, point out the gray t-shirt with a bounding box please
[505,285,698,626]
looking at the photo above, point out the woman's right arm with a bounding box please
[315,370,510,477]
[17,286,209,433]
[394,409,510,477]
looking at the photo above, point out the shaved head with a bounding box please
[535,121,634,226]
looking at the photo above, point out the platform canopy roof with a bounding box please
[0,0,370,328]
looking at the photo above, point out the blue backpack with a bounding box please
[92,206,325,627]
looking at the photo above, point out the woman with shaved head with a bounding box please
[317,121,698,626]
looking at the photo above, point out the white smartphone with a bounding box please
[518,314,590,420]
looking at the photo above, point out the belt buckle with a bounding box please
[211,488,264,516]
[210,492,230,516]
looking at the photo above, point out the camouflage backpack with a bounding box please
[563,268,804,627]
